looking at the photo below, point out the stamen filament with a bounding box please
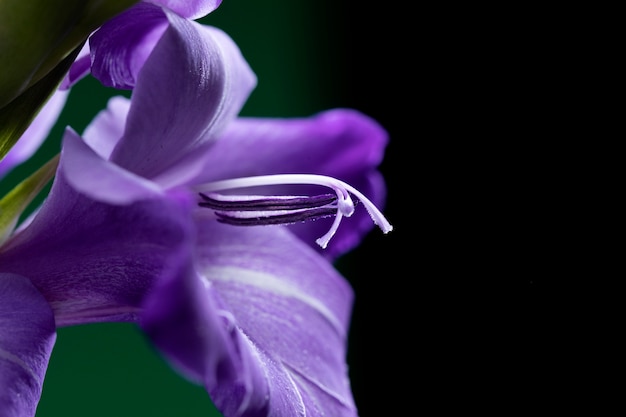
[316,211,344,249]
[196,174,393,248]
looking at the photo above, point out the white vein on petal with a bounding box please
[283,362,307,417]
[0,346,39,382]
[286,362,356,410]
[245,333,307,417]
[203,265,345,337]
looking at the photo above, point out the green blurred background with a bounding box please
[4,0,407,416]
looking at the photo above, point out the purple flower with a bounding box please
[1,3,392,417]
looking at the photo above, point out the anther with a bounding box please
[195,174,393,248]
[198,192,337,211]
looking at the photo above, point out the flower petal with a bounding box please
[0,90,68,179]
[83,96,131,159]
[59,43,91,90]
[142,219,357,417]
[146,0,223,19]
[0,170,194,326]
[0,273,56,417]
[140,241,270,415]
[60,127,163,204]
[109,11,256,187]
[89,3,169,89]
[193,108,389,259]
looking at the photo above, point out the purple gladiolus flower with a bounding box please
[1,3,392,417]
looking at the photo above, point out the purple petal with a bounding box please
[193,108,389,259]
[0,169,195,326]
[0,273,56,417]
[89,3,169,89]
[60,127,163,204]
[145,0,223,19]
[83,96,131,159]
[60,43,91,90]
[140,242,270,415]
[142,219,357,417]
[108,11,256,188]
[0,90,68,179]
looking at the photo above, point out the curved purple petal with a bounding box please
[60,43,91,90]
[109,11,256,188]
[83,96,131,159]
[140,240,270,415]
[142,219,357,417]
[89,2,169,89]
[0,273,56,417]
[192,108,389,259]
[0,166,195,326]
[60,128,164,204]
[0,90,68,179]
[145,0,223,19]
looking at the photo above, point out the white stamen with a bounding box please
[316,211,344,249]
[196,174,393,248]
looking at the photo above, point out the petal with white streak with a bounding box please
[0,273,56,417]
[142,219,358,417]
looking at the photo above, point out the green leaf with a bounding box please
[0,154,59,244]
[0,0,140,108]
[0,45,81,162]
